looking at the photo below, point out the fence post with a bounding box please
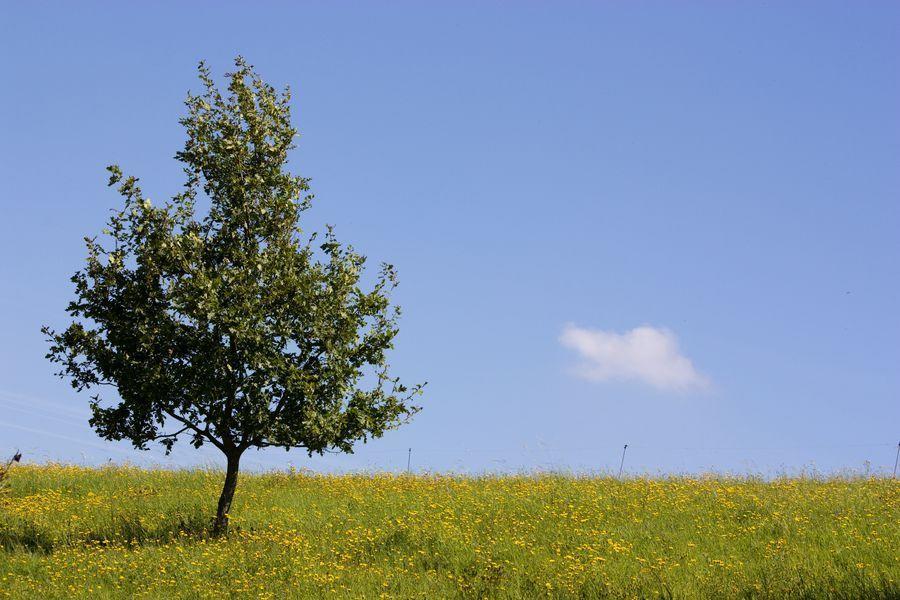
[618,444,628,478]
[893,441,899,479]
[407,447,412,474]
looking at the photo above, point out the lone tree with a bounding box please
[43,58,423,534]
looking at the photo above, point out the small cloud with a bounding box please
[559,324,709,391]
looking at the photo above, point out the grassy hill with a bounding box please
[0,465,897,598]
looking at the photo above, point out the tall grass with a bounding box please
[0,464,897,598]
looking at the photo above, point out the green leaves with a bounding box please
[44,58,423,460]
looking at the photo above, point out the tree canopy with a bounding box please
[43,57,423,532]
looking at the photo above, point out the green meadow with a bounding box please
[0,465,897,599]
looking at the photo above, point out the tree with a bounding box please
[43,58,423,535]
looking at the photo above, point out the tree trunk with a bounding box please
[213,451,241,536]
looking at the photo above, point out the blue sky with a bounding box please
[1,2,898,474]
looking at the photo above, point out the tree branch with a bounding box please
[151,425,191,441]
[163,409,226,452]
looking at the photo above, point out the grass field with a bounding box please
[0,465,897,599]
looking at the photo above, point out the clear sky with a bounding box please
[1,2,898,475]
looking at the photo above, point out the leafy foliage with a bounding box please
[43,58,422,464]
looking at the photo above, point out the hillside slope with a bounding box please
[1,465,897,598]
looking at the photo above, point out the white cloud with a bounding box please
[559,324,709,391]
